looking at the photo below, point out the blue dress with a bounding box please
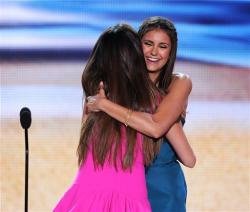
[145,136,187,212]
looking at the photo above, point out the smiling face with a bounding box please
[141,29,171,81]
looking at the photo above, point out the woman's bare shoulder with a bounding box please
[172,72,191,81]
[167,73,192,93]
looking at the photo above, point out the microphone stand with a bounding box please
[20,107,31,212]
[24,128,29,212]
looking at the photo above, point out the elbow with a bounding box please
[183,155,196,168]
[150,128,165,139]
[144,121,170,139]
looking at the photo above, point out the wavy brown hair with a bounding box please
[77,24,158,170]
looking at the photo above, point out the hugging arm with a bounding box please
[164,75,196,167]
[165,120,196,168]
[87,74,192,138]
[87,74,196,167]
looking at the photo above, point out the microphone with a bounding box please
[19,107,32,212]
[20,107,32,129]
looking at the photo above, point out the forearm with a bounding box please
[87,74,192,138]
[100,99,176,138]
[166,122,196,168]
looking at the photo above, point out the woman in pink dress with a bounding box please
[53,24,159,211]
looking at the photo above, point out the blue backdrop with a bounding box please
[1,0,249,67]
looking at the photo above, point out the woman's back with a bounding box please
[53,127,151,212]
[54,23,157,212]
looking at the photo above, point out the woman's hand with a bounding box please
[86,95,104,112]
[86,82,106,112]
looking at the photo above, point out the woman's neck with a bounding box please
[148,72,160,83]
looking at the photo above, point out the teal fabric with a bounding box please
[145,138,187,212]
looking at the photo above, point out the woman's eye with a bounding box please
[144,41,152,46]
[160,45,168,49]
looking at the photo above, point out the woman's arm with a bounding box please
[165,121,196,168]
[87,74,196,167]
[82,99,89,124]
[87,74,192,138]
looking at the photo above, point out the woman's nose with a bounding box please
[150,46,158,56]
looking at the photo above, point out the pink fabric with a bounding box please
[53,127,151,212]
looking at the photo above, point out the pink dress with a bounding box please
[53,127,151,212]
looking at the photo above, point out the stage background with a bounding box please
[1,1,249,211]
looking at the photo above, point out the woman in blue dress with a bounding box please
[145,118,188,212]
[86,17,196,212]
[139,17,195,212]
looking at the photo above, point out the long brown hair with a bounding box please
[77,24,158,170]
